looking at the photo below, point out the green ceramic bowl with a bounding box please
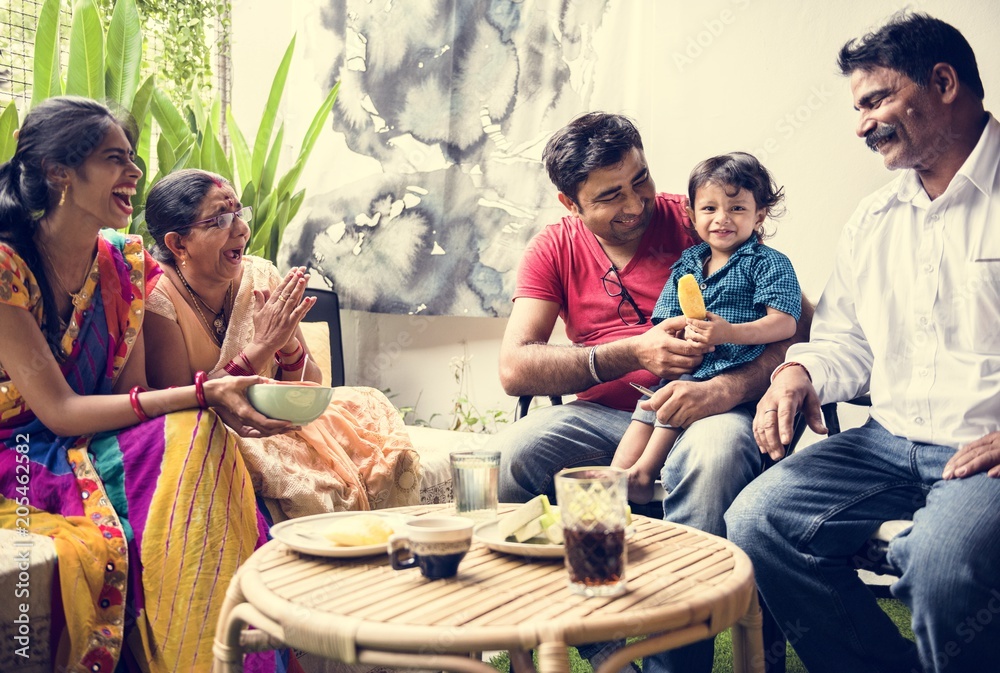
[247,383,334,424]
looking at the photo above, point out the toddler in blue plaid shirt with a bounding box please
[612,152,802,503]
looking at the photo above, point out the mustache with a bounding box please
[865,123,897,152]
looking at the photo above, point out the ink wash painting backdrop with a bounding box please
[281,0,613,317]
[231,0,1000,427]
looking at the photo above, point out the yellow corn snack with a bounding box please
[677,274,707,319]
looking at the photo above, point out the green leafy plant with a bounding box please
[4,0,338,263]
[446,353,512,434]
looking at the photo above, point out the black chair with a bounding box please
[303,287,346,387]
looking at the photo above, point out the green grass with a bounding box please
[489,599,913,673]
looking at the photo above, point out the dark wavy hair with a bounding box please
[542,112,644,206]
[687,152,785,241]
[144,168,230,263]
[838,12,984,100]
[0,96,135,351]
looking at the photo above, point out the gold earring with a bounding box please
[58,184,68,207]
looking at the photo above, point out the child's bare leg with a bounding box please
[627,427,681,504]
[612,420,655,470]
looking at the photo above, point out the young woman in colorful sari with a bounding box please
[143,169,420,520]
[0,98,295,672]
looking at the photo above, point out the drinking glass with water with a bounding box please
[450,450,501,521]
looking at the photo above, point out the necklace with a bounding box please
[47,245,98,304]
[175,265,233,345]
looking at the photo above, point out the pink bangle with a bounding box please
[129,386,149,422]
[771,361,812,383]
[194,371,209,408]
[278,342,302,357]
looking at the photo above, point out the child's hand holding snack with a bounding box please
[684,312,733,346]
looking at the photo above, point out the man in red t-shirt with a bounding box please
[488,112,808,673]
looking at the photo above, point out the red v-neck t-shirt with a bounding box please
[514,193,696,410]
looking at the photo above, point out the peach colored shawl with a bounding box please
[148,256,420,517]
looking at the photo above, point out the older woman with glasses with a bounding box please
[144,169,420,520]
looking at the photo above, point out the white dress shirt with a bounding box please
[787,113,1000,449]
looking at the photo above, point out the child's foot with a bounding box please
[627,469,655,505]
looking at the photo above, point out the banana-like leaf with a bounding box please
[170,145,195,174]
[156,134,176,178]
[199,118,234,184]
[66,0,105,100]
[286,188,306,225]
[105,0,142,110]
[251,36,296,185]
[240,181,257,213]
[129,153,147,230]
[226,109,253,191]
[134,125,150,207]
[31,0,63,107]
[210,98,222,133]
[270,196,291,256]
[190,82,207,131]
[0,103,20,164]
[251,192,276,247]
[250,204,278,257]
[273,81,338,201]
[130,75,155,146]
[258,123,284,199]
[151,88,193,152]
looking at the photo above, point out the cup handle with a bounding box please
[388,534,417,570]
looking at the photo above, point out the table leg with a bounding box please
[509,648,536,673]
[732,589,765,673]
[536,640,570,673]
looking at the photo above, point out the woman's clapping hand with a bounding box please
[251,267,316,354]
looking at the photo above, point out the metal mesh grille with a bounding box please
[0,1,230,113]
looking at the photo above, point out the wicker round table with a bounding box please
[213,504,764,673]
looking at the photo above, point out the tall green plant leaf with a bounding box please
[269,196,291,257]
[105,0,142,110]
[156,134,177,178]
[31,0,63,107]
[66,0,106,100]
[199,118,234,184]
[151,88,193,152]
[0,103,20,164]
[273,82,339,201]
[189,82,207,132]
[258,123,284,201]
[226,109,253,191]
[251,36,295,185]
[130,75,156,146]
[286,188,306,225]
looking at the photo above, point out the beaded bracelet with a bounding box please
[194,370,209,408]
[129,386,149,422]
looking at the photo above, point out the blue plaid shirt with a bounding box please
[652,237,801,380]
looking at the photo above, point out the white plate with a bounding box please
[474,520,564,558]
[474,519,638,559]
[270,511,412,558]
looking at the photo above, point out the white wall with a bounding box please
[229,0,1000,432]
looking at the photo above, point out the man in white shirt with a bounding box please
[726,12,1000,673]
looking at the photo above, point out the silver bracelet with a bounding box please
[588,345,604,384]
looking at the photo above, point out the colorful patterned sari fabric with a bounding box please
[0,232,280,672]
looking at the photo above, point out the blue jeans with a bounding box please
[726,418,1000,673]
[491,400,761,673]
